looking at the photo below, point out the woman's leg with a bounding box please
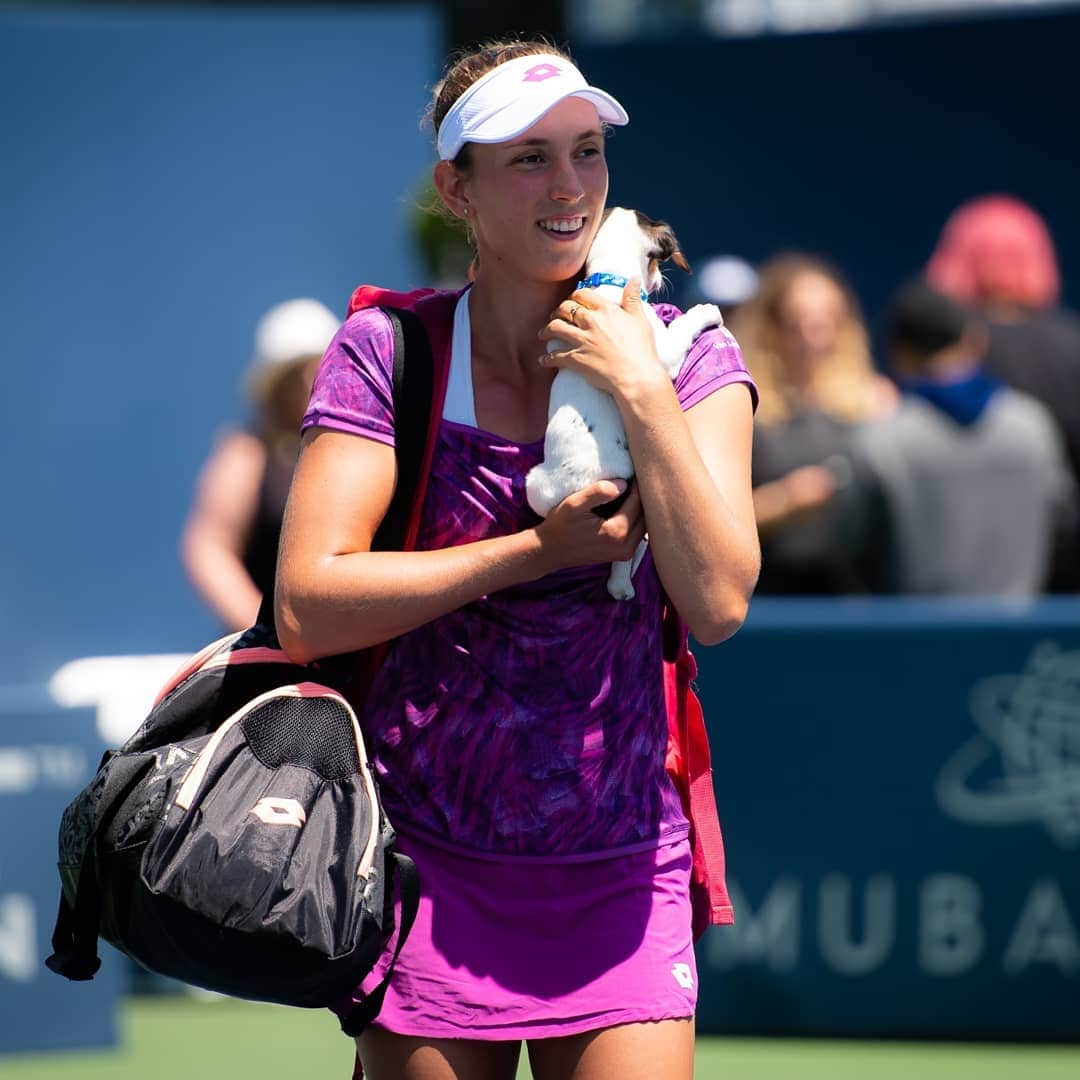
[526,1018,695,1080]
[356,1028,522,1080]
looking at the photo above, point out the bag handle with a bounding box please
[44,843,103,980]
[338,850,420,1036]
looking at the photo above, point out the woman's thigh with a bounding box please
[527,1018,695,1080]
[355,1028,522,1080]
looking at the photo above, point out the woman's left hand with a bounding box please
[539,278,667,401]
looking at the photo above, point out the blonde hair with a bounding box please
[731,254,880,426]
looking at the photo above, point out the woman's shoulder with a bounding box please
[304,309,400,441]
[336,306,397,357]
[335,286,462,369]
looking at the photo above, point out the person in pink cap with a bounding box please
[276,38,760,1080]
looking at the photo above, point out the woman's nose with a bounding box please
[549,158,585,202]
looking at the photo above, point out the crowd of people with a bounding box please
[184,194,1079,632]
[700,194,1079,597]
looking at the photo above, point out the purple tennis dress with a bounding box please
[302,291,755,1040]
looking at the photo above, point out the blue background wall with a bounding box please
[1,5,442,684]
[693,600,1080,1040]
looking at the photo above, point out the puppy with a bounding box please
[525,207,722,599]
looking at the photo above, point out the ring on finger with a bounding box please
[569,302,581,326]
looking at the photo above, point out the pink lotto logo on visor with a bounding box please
[522,62,562,83]
[436,54,629,161]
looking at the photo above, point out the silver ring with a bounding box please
[569,302,581,325]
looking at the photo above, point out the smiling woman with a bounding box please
[273,37,761,1080]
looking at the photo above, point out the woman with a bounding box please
[731,254,896,594]
[276,40,759,1080]
[181,298,340,629]
[926,194,1080,589]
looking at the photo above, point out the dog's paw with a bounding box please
[683,303,723,332]
[525,465,558,517]
[607,562,636,601]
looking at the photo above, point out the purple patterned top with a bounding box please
[303,296,756,859]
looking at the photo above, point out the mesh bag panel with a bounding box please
[241,695,360,781]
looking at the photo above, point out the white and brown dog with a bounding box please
[525,207,722,600]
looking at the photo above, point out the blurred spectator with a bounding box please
[181,299,339,630]
[927,194,1080,587]
[678,253,760,325]
[731,253,897,594]
[849,280,1075,596]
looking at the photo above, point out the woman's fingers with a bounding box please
[537,477,647,570]
[538,317,584,344]
[575,479,628,509]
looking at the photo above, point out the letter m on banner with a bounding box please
[706,878,801,973]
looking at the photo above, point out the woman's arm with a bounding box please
[618,376,760,644]
[180,430,265,631]
[541,282,760,644]
[274,428,646,663]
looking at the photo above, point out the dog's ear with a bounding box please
[634,210,692,275]
[671,250,692,274]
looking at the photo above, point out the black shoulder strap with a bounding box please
[369,307,435,552]
[255,305,435,628]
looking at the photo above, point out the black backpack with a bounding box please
[46,302,450,1035]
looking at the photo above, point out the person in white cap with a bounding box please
[275,38,760,1080]
[181,298,339,630]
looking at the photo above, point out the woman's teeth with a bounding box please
[540,218,584,233]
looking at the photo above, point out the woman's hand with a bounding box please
[752,464,837,534]
[539,279,667,402]
[533,479,646,575]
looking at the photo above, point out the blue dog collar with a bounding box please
[576,272,649,301]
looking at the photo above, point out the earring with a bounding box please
[462,207,470,217]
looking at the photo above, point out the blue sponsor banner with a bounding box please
[0,691,122,1054]
[694,599,1080,1040]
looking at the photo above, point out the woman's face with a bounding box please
[458,96,609,286]
[776,271,848,369]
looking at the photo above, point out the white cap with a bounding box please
[251,298,339,372]
[697,256,761,308]
[436,54,629,162]
[247,298,339,402]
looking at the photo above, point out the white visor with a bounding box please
[436,55,629,162]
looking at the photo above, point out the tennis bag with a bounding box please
[46,295,455,1032]
[46,634,416,1027]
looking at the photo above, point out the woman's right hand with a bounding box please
[532,479,646,574]
[753,464,837,534]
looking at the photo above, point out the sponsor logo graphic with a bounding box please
[149,744,193,785]
[936,643,1080,849]
[671,962,695,990]
[250,797,307,828]
[523,62,561,83]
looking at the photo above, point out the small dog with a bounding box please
[525,207,722,599]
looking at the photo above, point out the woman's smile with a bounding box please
[538,215,588,241]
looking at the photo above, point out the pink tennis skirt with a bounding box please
[334,827,697,1041]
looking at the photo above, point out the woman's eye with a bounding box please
[515,153,544,165]
[578,146,601,158]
